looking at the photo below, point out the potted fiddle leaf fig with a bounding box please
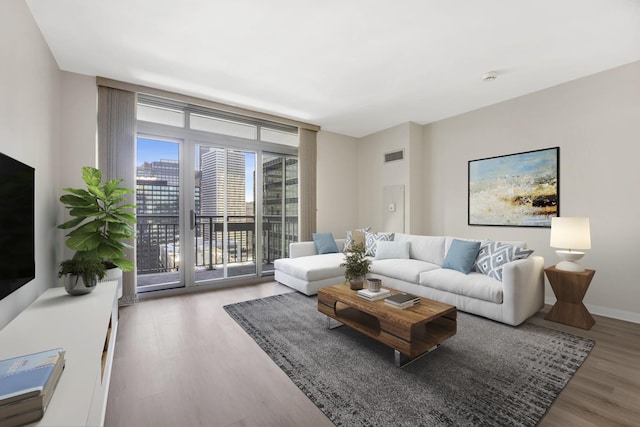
[58,167,136,272]
[340,242,371,290]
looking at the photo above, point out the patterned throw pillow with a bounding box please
[343,227,371,252]
[475,241,534,281]
[365,232,395,257]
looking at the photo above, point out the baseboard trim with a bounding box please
[544,297,640,324]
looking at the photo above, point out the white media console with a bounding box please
[0,281,118,426]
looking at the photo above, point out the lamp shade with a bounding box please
[550,217,591,250]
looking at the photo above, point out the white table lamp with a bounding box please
[550,217,591,272]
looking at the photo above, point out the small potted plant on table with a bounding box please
[340,242,371,290]
[58,258,107,296]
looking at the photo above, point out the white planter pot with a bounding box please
[101,268,123,299]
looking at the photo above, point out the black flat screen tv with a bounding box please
[0,152,35,300]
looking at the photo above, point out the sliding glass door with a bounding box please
[135,96,298,293]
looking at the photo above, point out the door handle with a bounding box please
[190,210,196,230]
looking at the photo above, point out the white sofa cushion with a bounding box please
[375,241,410,260]
[274,253,345,281]
[394,234,446,265]
[419,268,503,304]
[370,258,440,283]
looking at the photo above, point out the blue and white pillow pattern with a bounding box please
[365,232,395,257]
[343,227,371,252]
[475,241,534,281]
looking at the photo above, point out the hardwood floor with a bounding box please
[105,282,640,427]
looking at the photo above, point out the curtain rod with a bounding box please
[96,77,321,132]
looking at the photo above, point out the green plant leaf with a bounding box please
[61,188,92,197]
[95,242,123,260]
[72,249,100,261]
[57,217,85,230]
[69,207,102,218]
[87,185,107,201]
[67,220,102,234]
[116,213,137,223]
[66,232,103,251]
[115,204,137,210]
[110,187,134,197]
[59,194,94,207]
[112,258,134,272]
[82,167,102,187]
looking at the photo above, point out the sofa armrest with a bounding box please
[289,239,346,258]
[501,256,545,325]
[289,241,318,258]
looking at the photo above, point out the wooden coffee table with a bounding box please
[317,283,457,367]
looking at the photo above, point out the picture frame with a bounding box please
[468,147,559,227]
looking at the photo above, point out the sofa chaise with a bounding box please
[273,233,545,326]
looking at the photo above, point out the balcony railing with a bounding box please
[136,214,297,275]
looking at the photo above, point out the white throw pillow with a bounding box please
[365,232,395,257]
[375,241,410,260]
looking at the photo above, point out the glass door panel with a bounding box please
[227,150,256,278]
[193,145,256,283]
[262,154,298,273]
[135,137,183,292]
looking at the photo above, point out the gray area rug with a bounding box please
[224,292,594,427]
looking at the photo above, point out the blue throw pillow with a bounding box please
[442,239,481,274]
[312,232,339,254]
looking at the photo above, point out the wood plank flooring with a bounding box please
[105,282,640,427]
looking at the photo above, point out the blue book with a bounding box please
[0,349,65,406]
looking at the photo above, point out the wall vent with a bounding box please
[384,150,404,163]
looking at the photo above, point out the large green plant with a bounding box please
[58,167,136,271]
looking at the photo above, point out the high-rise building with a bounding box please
[200,149,246,217]
[137,159,179,187]
[199,149,249,264]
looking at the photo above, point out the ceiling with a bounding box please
[26,0,640,138]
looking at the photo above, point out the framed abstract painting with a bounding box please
[468,147,559,227]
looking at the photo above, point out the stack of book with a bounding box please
[385,293,421,309]
[357,287,391,301]
[0,348,66,427]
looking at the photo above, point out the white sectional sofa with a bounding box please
[273,233,545,326]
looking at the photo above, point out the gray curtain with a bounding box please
[298,128,317,241]
[97,86,137,304]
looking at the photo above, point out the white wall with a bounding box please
[422,60,640,322]
[58,72,99,261]
[358,123,411,232]
[316,131,360,239]
[0,0,61,328]
[356,121,424,234]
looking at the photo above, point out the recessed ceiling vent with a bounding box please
[384,150,404,163]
